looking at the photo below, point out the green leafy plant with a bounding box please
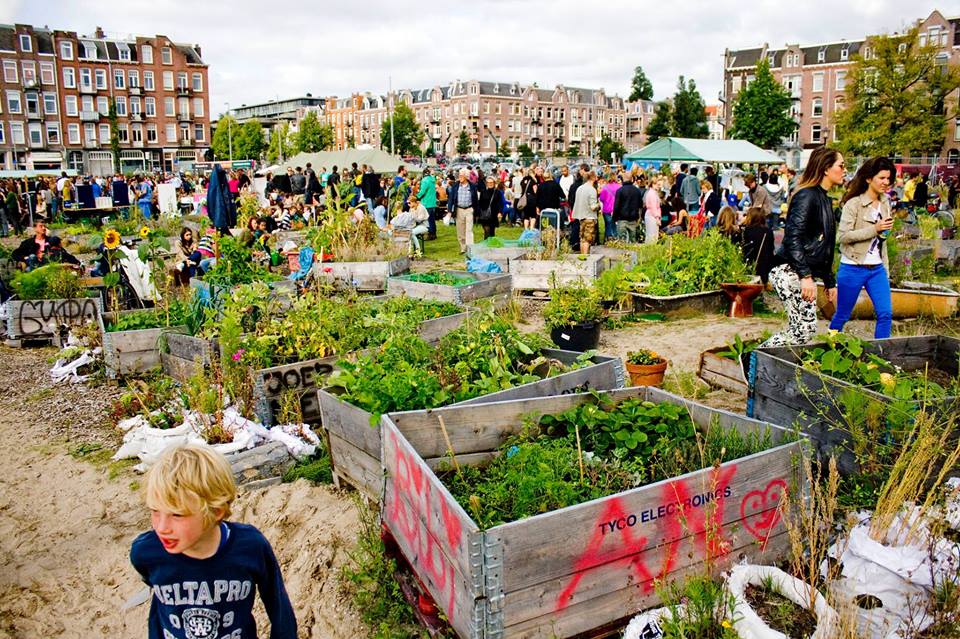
[399,272,477,287]
[657,575,739,639]
[716,333,768,361]
[626,349,665,365]
[636,232,749,296]
[542,280,604,329]
[203,235,281,288]
[10,264,85,300]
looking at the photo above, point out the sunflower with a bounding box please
[139,226,151,239]
[103,229,121,250]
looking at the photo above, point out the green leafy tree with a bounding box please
[293,111,334,153]
[728,59,798,148]
[834,27,960,157]
[499,137,512,156]
[671,76,709,138]
[517,143,534,159]
[380,102,424,156]
[266,122,292,163]
[566,143,581,159]
[108,99,121,171]
[645,100,673,142]
[629,66,654,102]
[597,133,626,162]
[211,114,237,160]
[456,129,472,155]
[212,115,265,161]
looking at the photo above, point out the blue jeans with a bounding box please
[426,207,437,236]
[602,213,615,243]
[829,262,892,338]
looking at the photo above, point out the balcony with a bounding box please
[128,86,142,96]
[26,110,43,121]
[130,112,144,121]
[23,79,39,91]
[83,139,97,148]
[132,140,144,148]
[176,86,192,97]
[80,110,99,122]
[177,112,192,123]
[79,84,96,94]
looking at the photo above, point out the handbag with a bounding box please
[517,182,530,210]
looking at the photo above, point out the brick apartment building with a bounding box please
[723,10,960,167]
[0,24,209,175]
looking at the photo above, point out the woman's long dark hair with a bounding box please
[795,146,841,192]
[179,227,194,248]
[841,156,895,206]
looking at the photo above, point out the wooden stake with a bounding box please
[437,414,460,474]
[574,421,585,483]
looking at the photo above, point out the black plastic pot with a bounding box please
[549,321,601,352]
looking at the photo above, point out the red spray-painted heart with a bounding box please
[740,479,788,547]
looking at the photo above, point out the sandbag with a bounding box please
[622,605,684,639]
[727,564,837,639]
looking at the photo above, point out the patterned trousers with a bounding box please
[760,264,818,347]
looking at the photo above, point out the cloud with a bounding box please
[4,0,944,114]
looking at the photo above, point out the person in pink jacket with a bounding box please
[643,178,662,244]
[598,175,621,243]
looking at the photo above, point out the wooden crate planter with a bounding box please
[311,256,411,291]
[698,346,749,394]
[381,387,803,639]
[631,289,726,316]
[320,350,626,499]
[816,281,960,319]
[99,311,187,378]
[748,335,960,474]
[510,254,608,291]
[589,245,638,268]
[253,308,474,426]
[466,241,536,272]
[161,333,220,383]
[5,297,102,342]
[387,271,513,306]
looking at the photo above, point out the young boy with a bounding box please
[130,445,297,639]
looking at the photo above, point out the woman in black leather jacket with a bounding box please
[762,147,845,346]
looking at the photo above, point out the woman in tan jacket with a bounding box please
[829,157,896,338]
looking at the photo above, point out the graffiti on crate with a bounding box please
[16,298,99,336]
[386,431,462,624]
[261,361,334,396]
[739,478,787,549]
[556,465,738,612]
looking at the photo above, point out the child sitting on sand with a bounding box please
[130,445,296,639]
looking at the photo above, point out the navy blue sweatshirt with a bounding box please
[130,522,296,639]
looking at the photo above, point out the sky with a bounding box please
[2,0,948,117]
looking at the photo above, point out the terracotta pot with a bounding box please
[720,282,765,318]
[625,359,669,387]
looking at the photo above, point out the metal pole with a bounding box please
[389,76,394,156]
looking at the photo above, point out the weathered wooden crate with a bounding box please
[631,289,726,315]
[253,308,475,426]
[698,346,749,394]
[387,271,513,306]
[510,254,608,291]
[189,278,297,310]
[311,256,411,291]
[381,386,803,639]
[748,335,960,474]
[320,350,626,499]
[589,245,638,268]
[161,333,219,383]
[465,243,534,272]
[5,297,102,341]
[99,311,186,378]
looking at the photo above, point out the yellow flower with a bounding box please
[103,229,121,250]
[722,619,732,629]
[879,372,896,392]
[139,226,151,239]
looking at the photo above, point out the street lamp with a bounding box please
[224,102,233,163]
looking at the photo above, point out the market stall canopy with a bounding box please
[623,137,783,164]
[0,169,79,178]
[281,148,420,175]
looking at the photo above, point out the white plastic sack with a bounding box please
[50,347,101,384]
[945,477,960,531]
[623,605,684,639]
[727,564,837,639]
[270,423,320,460]
[116,244,160,303]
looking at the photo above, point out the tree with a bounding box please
[645,100,673,142]
[517,143,534,159]
[108,99,121,171]
[671,76,709,138]
[597,133,626,162]
[380,102,424,156]
[456,130,472,155]
[629,66,654,102]
[266,122,292,163]
[499,137,512,156]
[834,27,960,158]
[728,59,798,148]
[212,116,265,161]
[293,111,334,153]
[566,143,581,159]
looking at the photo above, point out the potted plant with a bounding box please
[625,348,669,387]
[543,281,604,351]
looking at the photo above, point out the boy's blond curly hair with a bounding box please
[144,444,237,527]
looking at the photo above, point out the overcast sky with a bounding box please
[2,1,946,116]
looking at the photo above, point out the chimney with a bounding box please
[95,26,105,39]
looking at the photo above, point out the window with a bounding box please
[62,67,75,88]
[115,96,127,116]
[141,44,153,64]
[128,70,139,87]
[81,96,93,112]
[835,96,845,111]
[812,98,823,117]
[25,93,39,116]
[130,96,141,115]
[118,45,130,62]
[956,118,960,141]
[2,60,17,83]
[192,97,204,117]
[840,48,849,61]
[177,72,188,90]
[178,97,189,117]
[132,124,142,142]
[7,91,21,114]
[19,34,31,52]
[21,61,36,85]
[192,73,203,92]
[28,123,42,146]
[99,123,110,143]
[97,96,108,115]
[164,97,174,116]
[180,124,190,143]
[731,76,742,92]
[83,41,97,60]
[60,41,74,60]
[43,92,56,114]
[40,62,54,85]
[147,124,157,142]
[161,47,172,64]
[116,124,128,142]
[162,71,173,91]
[862,46,873,60]
[144,71,154,91]
[114,69,125,89]
[817,47,826,63]
[46,123,60,145]
[95,69,107,89]
[783,75,801,95]
[836,71,847,90]
[84,123,95,142]
[165,123,176,142]
[145,97,156,116]
[811,123,822,143]
[194,123,204,141]
[68,123,80,144]
[79,68,92,89]
[10,122,24,145]
[898,42,907,54]
[65,95,78,116]
[812,72,824,92]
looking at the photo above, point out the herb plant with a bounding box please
[542,280,604,329]
[635,232,749,296]
[626,349,665,366]
[10,264,85,300]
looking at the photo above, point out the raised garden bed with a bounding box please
[99,310,187,378]
[320,349,626,499]
[748,334,960,474]
[311,256,411,292]
[5,296,102,342]
[466,241,534,272]
[590,245,638,268]
[387,271,512,306]
[381,387,802,638]
[698,346,750,394]
[160,333,220,383]
[631,289,726,315]
[816,281,959,319]
[510,254,608,291]
[189,278,297,310]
